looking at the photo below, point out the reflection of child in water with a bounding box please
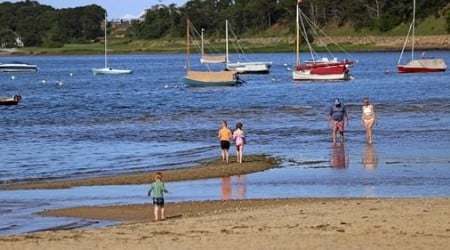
[221,175,246,200]
[233,122,246,163]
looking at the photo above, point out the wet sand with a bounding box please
[0,155,449,249]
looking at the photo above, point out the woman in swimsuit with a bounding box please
[361,97,378,144]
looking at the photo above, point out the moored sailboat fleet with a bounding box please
[1,1,447,97]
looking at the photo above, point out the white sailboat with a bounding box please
[225,20,272,74]
[396,0,447,73]
[92,14,132,75]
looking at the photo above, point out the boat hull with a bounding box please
[397,66,446,73]
[0,95,21,105]
[292,65,351,81]
[226,62,272,74]
[184,77,241,87]
[397,59,447,73]
[184,70,242,87]
[92,68,133,75]
[0,63,37,72]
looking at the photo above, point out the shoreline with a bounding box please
[2,35,448,56]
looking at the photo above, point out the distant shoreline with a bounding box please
[1,35,448,56]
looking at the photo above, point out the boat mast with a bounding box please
[201,27,204,59]
[295,3,300,66]
[226,20,229,64]
[411,0,416,60]
[104,12,108,69]
[186,18,190,71]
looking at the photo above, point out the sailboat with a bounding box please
[292,2,351,81]
[92,14,132,75]
[397,0,447,73]
[184,19,242,87]
[225,20,272,74]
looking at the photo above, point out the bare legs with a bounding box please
[154,205,165,221]
[236,145,243,163]
[332,128,344,144]
[364,119,375,144]
[221,149,229,163]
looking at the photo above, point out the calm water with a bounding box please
[0,51,449,235]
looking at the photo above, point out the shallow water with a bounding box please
[0,51,449,235]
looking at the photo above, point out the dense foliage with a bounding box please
[0,0,448,48]
[0,0,104,47]
[129,0,449,39]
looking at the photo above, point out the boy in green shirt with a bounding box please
[147,172,169,221]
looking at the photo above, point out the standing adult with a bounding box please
[218,120,232,163]
[327,98,349,143]
[361,97,378,144]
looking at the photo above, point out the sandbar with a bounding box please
[0,154,449,249]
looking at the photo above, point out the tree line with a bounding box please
[0,0,448,48]
[0,0,104,48]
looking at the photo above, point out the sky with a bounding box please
[8,0,188,19]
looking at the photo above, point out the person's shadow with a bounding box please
[363,144,378,169]
[330,143,348,168]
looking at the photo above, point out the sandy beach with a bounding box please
[0,198,448,249]
[1,155,449,249]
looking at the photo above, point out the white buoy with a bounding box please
[164,84,169,88]
[41,79,46,84]
[69,73,74,76]
[11,76,15,80]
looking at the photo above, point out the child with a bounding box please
[218,120,233,163]
[233,122,246,163]
[147,172,169,221]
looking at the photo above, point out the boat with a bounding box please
[224,20,272,74]
[92,14,132,75]
[0,62,37,72]
[396,0,447,73]
[292,2,351,81]
[184,19,242,87]
[0,95,21,105]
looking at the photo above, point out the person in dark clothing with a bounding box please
[327,98,349,143]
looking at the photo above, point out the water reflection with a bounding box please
[330,143,348,169]
[221,175,246,200]
[363,144,378,169]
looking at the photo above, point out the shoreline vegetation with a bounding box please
[1,35,449,56]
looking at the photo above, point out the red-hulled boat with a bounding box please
[397,0,447,73]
